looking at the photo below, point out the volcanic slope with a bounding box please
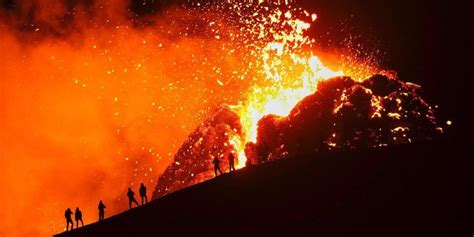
[55,138,472,237]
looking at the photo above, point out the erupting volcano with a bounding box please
[0,0,454,236]
[151,1,443,199]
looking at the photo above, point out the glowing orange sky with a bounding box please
[0,1,382,236]
[0,2,261,236]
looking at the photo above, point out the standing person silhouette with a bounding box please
[228,152,236,173]
[64,208,74,231]
[75,207,84,228]
[213,156,223,177]
[139,183,148,205]
[127,187,140,209]
[98,200,106,221]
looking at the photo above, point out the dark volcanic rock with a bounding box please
[362,74,404,96]
[153,74,442,199]
[245,74,442,164]
[152,106,242,199]
[55,140,471,237]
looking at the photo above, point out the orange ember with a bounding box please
[0,1,381,236]
[150,2,401,201]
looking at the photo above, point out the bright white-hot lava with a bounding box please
[0,1,398,236]
[228,5,344,167]
[151,1,441,211]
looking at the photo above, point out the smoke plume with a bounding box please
[0,0,260,236]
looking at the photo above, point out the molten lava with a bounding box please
[0,1,441,236]
[152,2,441,200]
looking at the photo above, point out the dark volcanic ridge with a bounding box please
[55,139,470,237]
[153,74,443,199]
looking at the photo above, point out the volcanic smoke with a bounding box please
[0,1,442,236]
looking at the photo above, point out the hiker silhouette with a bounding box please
[213,156,223,177]
[64,208,74,231]
[75,207,84,228]
[127,188,140,209]
[228,152,236,172]
[139,183,148,205]
[98,200,106,221]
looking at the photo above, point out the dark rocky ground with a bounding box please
[55,135,473,237]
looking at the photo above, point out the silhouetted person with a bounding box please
[213,157,223,177]
[228,152,236,172]
[65,208,74,231]
[127,188,139,209]
[139,183,148,205]
[98,200,106,221]
[75,207,84,228]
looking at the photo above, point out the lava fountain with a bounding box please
[152,1,432,199]
[0,1,440,236]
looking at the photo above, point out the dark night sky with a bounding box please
[299,0,472,132]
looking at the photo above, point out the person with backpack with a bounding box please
[75,207,84,228]
[127,187,140,209]
[64,208,74,231]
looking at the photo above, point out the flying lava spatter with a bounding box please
[151,1,442,200]
[0,1,441,236]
